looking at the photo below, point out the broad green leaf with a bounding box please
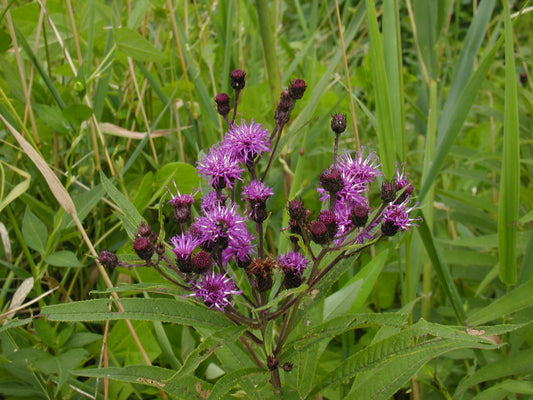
[170,325,248,377]
[281,313,407,361]
[469,380,533,400]
[44,250,84,268]
[100,171,145,239]
[21,208,48,254]
[58,184,105,230]
[324,250,388,320]
[309,328,497,399]
[73,365,212,400]
[465,279,533,326]
[455,348,533,398]
[42,297,232,330]
[114,27,165,62]
[498,0,520,285]
[206,367,266,400]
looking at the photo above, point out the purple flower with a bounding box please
[167,181,196,223]
[170,233,201,273]
[277,251,310,278]
[189,272,242,312]
[222,119,271,164]
[200,191,227,212]
[192,202,255,264]
[337,148,382,190]
[242,180,274,203]
[196,145,244,190]
[393,163,414,203]
[381,199,421,236]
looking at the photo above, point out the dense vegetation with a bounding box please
[0,0,532,399]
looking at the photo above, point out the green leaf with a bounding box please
[171,325,248,377]
[324,250,388,320]
[44,250,84,268]
[469,380,533,400]
[455,348,533,398]
[73,365,212,399]
[21,208,48,253]
[206,368,266,400]
[62,103,94,125]
[42,297,232,330]
[465,279,533,326]
[309,328,497,399]
[33,104,72,134]
[498,0,520,285]
[114,27,165,62]
[100,171,145,239]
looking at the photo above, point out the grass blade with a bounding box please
[498,0,520,285]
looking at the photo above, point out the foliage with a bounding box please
[1,0,532,399]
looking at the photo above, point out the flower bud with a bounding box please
[133,237,154,260]
[282,362,293,372]
[136,222,152,238]
[320,167,344,194]
[520,72,527,85]
[289,79,306,100]
[331,113,347,134]
[98,250,118,269]
[318,210,338,238]
[380,182,396,203]
[288,199,307,222]
[230,69,246,90]
[215,93,231,116]
[267,356,279,371]
[310,220,329,244]
[350,204,369,227]
[381,220,399,236]
[193,250,211,273]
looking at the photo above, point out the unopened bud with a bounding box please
[215,93,231,116]
[331,113,347,134]
[98,250,118,269]
[133,237,154,260]
[230,69,246,90]
[289,79,306,100]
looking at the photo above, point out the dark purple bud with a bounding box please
[381,182,396,203]
[136,222,152,238]
[230,69,246,90]
[350,204,369,227]
[133,237,154,260]
[318,210,338,237]
[98,250,118,269]
[331,113,347,134]
[289,79,306,100]
[215,93,231,116]
[310,220,329,244]
[193,250,211,273]
[267,356,279,371]
[381,220,399,236]
[177,256,194,273]
[251,202,268,223]
[283,269,303,289]
[288,199,307,222]
[520,72,527,85]
[282,362,293,372]
[155,243,165,256]
[277,89,293,112]
[320,167,344,194]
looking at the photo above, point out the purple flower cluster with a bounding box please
[189,272,242,312]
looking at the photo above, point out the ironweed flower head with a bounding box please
[331,113,347,134]
[190,272,242,312]
[196,144,244,190]
[192,202,254,264]
[393,163,414,203]
[98,250,118,269]
[289,79,307,100]
[215,93,231,116]
[242,180,274,204]
[277,251,310,278]
[222,119,271,165]
[230,69,246,90]
[381,199,421,236]
[170,233,200,273]
[167,181,195,223]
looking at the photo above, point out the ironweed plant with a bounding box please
[99,71,416,394]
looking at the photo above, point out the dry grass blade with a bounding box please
[99,123,174,140]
